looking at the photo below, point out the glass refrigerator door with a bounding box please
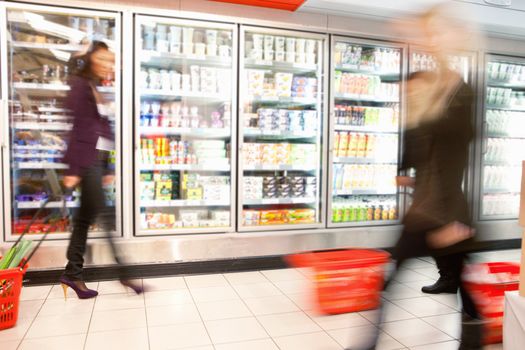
[481,55,525,220]
[3,4,120,240]
[135,16,236,235]
[410,50,471,82]
[239,27,327,230]
[329,38,403,227]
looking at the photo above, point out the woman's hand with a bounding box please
[396,176,415,188]
[103,175,115,187]
[63,176,81,189]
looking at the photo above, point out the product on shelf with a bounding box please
[333,164,397,193]
[334,132,398,161]
[332,196,397,223]
[243,208,316,226]
[334,105,398,129]
[244,108,317,133]
[486,110,525,137]
[246,69,317,99]
[485,138,525,164]
[140,137,229,166]
[334,43,400,73]
[482,194,520,216]
[139,101,230,129]
[141,66,230,95]
[483,165,521,192]
[486,87,525,107]
[140,209,230,229]
[143,24,232,58]
[246,34,318,65]
[244,176,316,200]
[487,62,525,82]
[411,53,468,77]
[243,143,317,167]
[334,72,399,99]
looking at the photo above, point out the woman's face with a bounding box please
[91,48,115,80]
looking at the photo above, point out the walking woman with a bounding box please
[60,41,142,298]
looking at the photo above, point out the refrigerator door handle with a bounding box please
[0,99,7,150]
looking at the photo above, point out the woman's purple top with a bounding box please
[62,76,113,176]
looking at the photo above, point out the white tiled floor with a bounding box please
[2,250,517,350]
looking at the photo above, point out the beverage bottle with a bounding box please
[366,134,376,159]
[343,204,351,222]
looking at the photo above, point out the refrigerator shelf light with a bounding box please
[243,128,317,139]
[140,127,230,138]
[334,124,398,133]
[13,82,115,95]
[334,93,399,103]
[16,162,68,170]
[334,189,397,196]
[243,164,317,171]
[140,164,230,172]
[141,50,232,67]
[141,199,230,207]
[333,157,397,165]
[243,197,317,205]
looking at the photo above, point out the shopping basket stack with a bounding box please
[463,262,521,344]
[287,249,390,314]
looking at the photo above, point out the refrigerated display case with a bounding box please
[328,37,403,227]
[1,4,121,241]
[238,27,327,231]
[134,16,237,235]
[480,54,525,220]
[410,49,471,82]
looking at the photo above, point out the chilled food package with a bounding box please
[243,208,316,226]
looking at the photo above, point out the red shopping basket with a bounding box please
[0,264,27,330]
[287,249,390,315]
[463,262,520,345]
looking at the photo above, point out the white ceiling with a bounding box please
[299,0,525,37]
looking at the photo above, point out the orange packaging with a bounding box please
[348,132,358,158]
[365,134,375,158]
[357,133,368,158]
[334,132,341,155]
[338,132,349,157]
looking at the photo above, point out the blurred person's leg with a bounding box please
[458,254,483,350]
[64,165,101,280]
[422,254,461,294]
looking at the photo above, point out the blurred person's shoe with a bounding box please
[60,275,98,300]
[458,314,484,350]
[421,277,458,294]
[120,279,145,294]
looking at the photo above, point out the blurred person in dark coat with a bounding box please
[60,41,143,299]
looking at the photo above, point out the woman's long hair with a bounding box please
[68,41,109,82]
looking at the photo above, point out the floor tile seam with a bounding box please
[407,339,461,349]
[182,275,214,348]
[223,272,278,343]
[82,290,99,350]
[428,294,462,310]
[378,318,455,348]
[223,271,272,285]
[142,283,152,350]
[212,334,270,345]
[322,327,351,349]
[273,330,345,349]
[18,296,62,346]
[23,330,87,341]
[419,316,461,340]
[388,297,457,319]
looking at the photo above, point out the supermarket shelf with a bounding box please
[334,189,397,196]
[140,164,230,172]
[14,153,63,159]
[17,162,68,169]
[13,145,65,151]
[141,50,232,68]
[141,199,230,207]
[486,105,525,112]
[141,89,229,102]
[334,93,399,103]
[13,83,115,96]
[11,41,84,52]
[486,133,525,139]
[247,95,318,106]
[244,197,317,205]
[17,201,79,209]
[244,164,317,171]
[483,160,522,166]
[335,64,400,81]
[140,127,230,138]
[244,129,317,139]
[333,157,397,164]
[487,79,525,89]
[334,124,398,133]
[13,122,71,131]
[330,219,399,227]
[483,188,520,194]
[244,59,318,73]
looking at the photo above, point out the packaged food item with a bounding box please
[275,73,293,97]
[155,180,172,201]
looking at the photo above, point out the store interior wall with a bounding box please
[1,0,524,270]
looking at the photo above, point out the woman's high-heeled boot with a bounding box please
[458,314,484,350]
[60,276,98,300]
